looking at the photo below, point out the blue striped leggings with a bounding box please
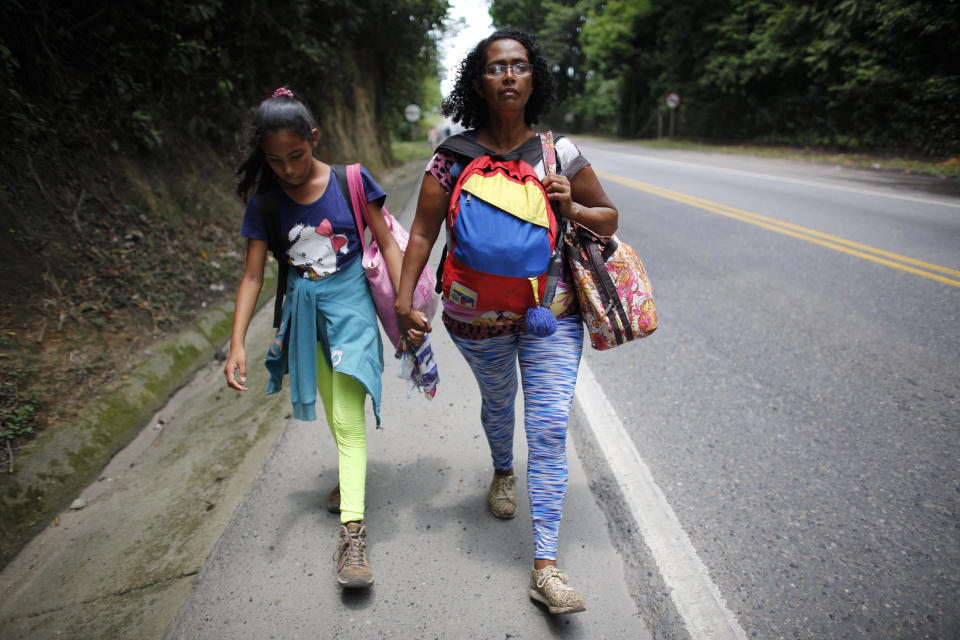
[450,315,583,559]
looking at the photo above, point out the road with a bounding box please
[571,139,960,639]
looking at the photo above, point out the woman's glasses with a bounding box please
[483,63,532,77]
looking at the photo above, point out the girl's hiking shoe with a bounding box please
[488,473,517,519]
[529,566,586,614]
[327,484,340,514]
[335,522,373,588]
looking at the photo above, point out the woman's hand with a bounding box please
[542,172,576,218]
[543,167,619,237]
[396,172,447,348]
[225,345,248,391]
[397,306,431,347]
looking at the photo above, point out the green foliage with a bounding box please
[581,0,652,74]
[390,140,435,164]
[490,0,960,155]
[490,0,544,32]
[1,372,37,446]
[580,0,656,135]
[0,0,449,157]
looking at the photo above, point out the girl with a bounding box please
[225,87,402,589]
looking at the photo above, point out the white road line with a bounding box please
[594,148,960,209]
[576,361,748,640]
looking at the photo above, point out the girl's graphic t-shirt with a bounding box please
[241,166,386,279]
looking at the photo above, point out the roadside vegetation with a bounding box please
[492,0,959,159]
[0,372,37,473]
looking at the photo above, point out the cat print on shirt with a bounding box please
[287,218,348,279]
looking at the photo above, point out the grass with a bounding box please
[1,372,38,473]
[391,139,435,165]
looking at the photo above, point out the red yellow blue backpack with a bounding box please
[434,133,563,336]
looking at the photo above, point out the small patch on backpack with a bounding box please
[449,281,478,309]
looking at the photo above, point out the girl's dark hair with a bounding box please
[441,28,556,131]
[236,88,317,202]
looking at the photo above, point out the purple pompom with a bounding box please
[526,306,558,337]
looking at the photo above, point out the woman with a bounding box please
[396,29,618,614]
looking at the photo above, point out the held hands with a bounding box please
[542,173,575,219]
[224,346,249,391]
[396,307,432,347]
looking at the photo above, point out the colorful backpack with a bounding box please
[435,134,563,336]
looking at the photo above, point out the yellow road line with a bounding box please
[598,171,960,288]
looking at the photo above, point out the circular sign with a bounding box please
[404,104,422,122]
[665,92,680,110]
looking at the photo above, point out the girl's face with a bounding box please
[261,128,319,188]
[475,38,533,113]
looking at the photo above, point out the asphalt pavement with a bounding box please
[0,160,651,639]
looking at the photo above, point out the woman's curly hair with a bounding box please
[442,28,556,130]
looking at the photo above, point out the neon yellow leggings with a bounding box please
[316,350,368,524]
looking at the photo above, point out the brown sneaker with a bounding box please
[529,566,586,614]
[488,473,517,519]
[327,484,340,514]
[335,522,373,588]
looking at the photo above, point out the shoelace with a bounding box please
[335,526,367,568]
[536,566,576,592]
[493,475,516,501]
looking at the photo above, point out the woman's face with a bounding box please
[476,38,533,114]
[261,128,318,188]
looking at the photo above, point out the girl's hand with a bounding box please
[542,173,575,218]
[397,308,431,347]
[225,346,248,391]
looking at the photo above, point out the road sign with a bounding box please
[404,104,422,122]
[665,92,680,110]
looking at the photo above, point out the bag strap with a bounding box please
[541,131,558,175]
[332,163,371,251]
[539,130,564,307]
[255,188,289,329]
[582,230,633,343]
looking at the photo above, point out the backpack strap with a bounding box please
[435,134,489,160]
[331,163,349,200]
[256,188,289,329]
[437,133,544,167]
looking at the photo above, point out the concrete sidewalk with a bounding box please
[0,296,292,639]
[0,162,650,639]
